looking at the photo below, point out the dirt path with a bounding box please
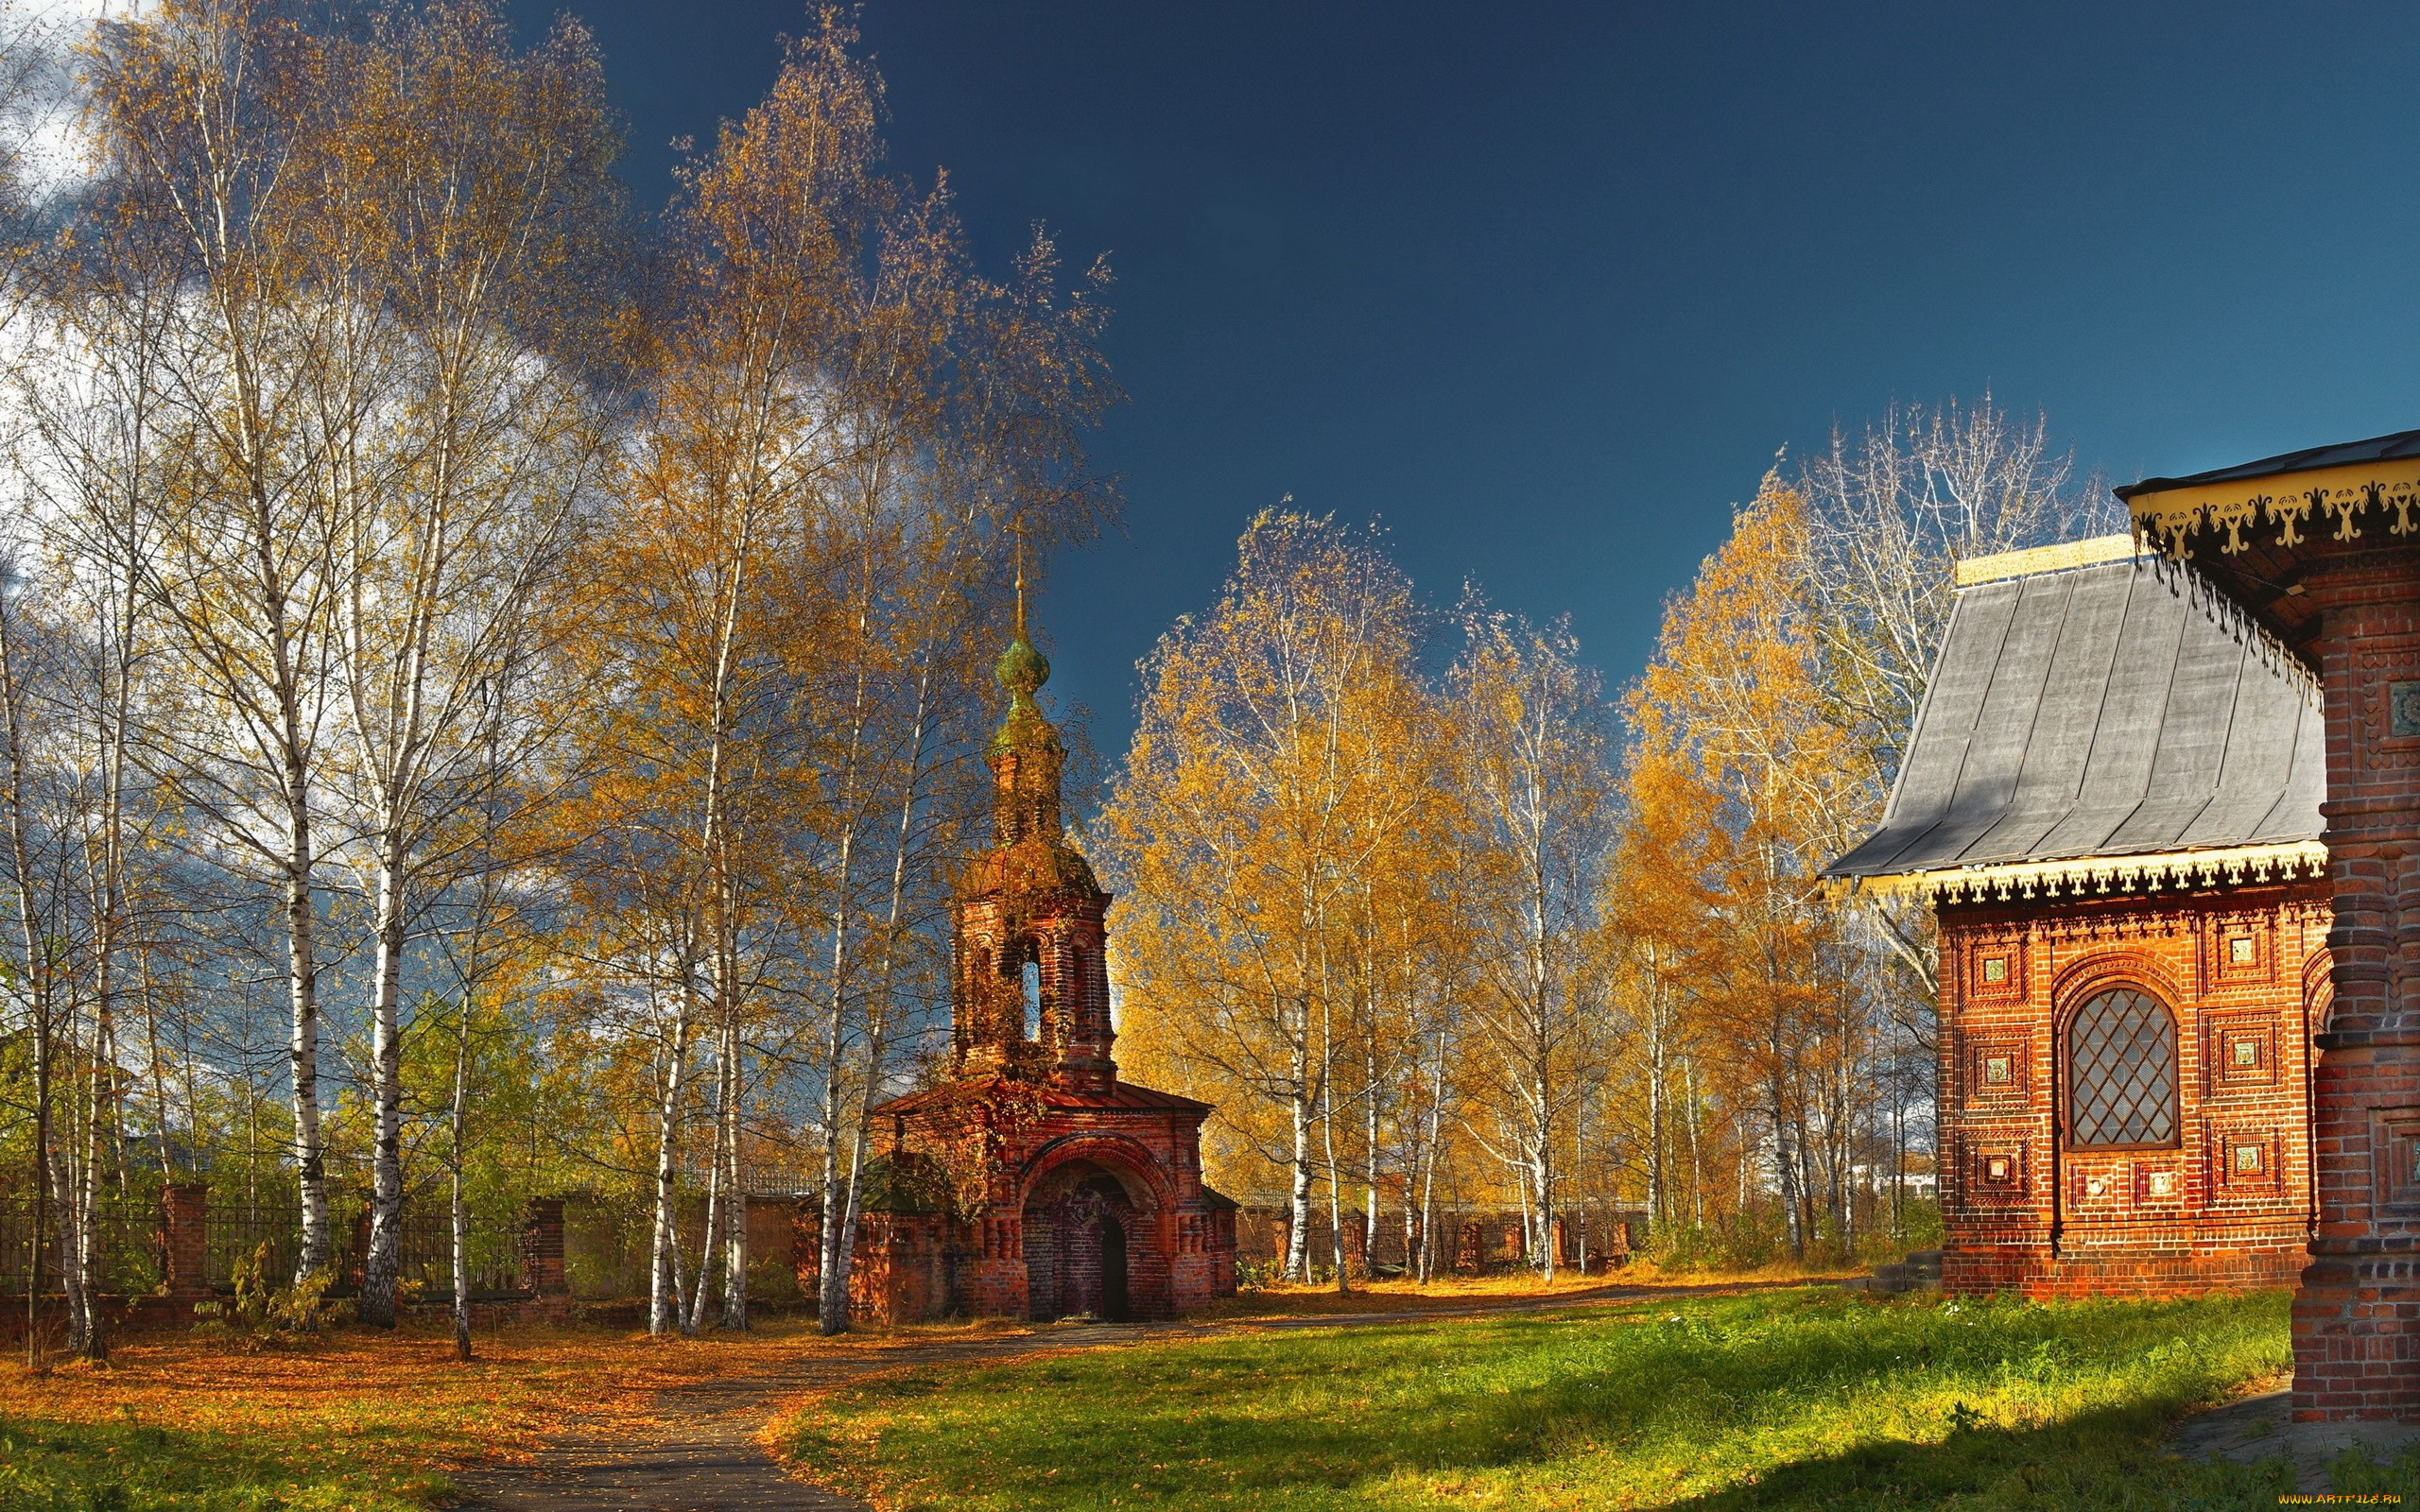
[444,1280,1805,1512]
[443,1326,1128,1512]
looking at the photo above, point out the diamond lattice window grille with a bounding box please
[2066,989,2177,1147]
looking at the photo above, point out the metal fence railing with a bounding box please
[207,1199,527,1298]
[0,1193,524,1299]
[0,1180,809,1304]
[0,1195,166,1296]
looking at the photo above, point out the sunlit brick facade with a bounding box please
[1936,883,2328,1297]
[1828,537,2332,1306]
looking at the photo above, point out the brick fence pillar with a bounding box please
[521,1197,566,1297]
[161,1182,209,1297]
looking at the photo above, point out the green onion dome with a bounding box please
[989,627,1064,758]
[994,629,1050,696]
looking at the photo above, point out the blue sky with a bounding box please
[503,0,2420,752]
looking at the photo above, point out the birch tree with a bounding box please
[1450,610,1614,1281]
[1105,511,1432,1286]
[319,0,619,1332]
[1626,477,1881,1259]
[89,0,356,1281]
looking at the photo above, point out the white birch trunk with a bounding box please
[361,833,408,1325]
[1286,1033,1314,1280]
[648,976,697,1335]
[719,1013,748,1331]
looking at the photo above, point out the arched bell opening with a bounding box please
[1020,954,1043,1043]
[984,934,1054,1049]
[1019,1156,1155,1322]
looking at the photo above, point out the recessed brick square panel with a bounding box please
[2208,1014,2280,1092]
[1967,1040,2029,1105]
[2133,1161,2185,1207]
[2208,916,2274,987]
[2367,1110,2420,1216]
[2214,1129,2280,1194]
[2069,1160,2124,1210]
[1972,1143,2025,1195]
[1967,937,2026,1000]
[2353,635,2420,770]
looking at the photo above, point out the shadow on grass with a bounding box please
[789,1292,2335,1512]
[0,1414,444,1512]
[1646,1400,2406,1512]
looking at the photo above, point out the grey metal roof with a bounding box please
[1824,554,2324,881]
[2116,426,2420,500]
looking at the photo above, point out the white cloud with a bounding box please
[2,0,158,202]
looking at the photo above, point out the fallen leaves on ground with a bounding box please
[0,1316,951,1476]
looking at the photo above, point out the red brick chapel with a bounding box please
[1828,536,2331,1301]
[850,600,1238,1324]
[1834,427,2420,1420]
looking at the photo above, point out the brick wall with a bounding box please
[1936,879,2327,1299]
[2290,548,2420,1418]
[851,1098,1239,1323]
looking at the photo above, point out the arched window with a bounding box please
[1068,943,1086,1029]
[2066,988,2178,1147]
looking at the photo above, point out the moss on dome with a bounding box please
[994,630,1050,696]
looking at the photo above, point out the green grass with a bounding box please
[0,1416,443,1511]
[784,1286,2419,1510]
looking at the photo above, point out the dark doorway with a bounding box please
[1025,1161,1149,1320]
[1099,1213,1129,1321]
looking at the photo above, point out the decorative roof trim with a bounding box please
[1831,840,2328,905]
[2123,456,2420,559]
[1953,534,2145,587]
[2170,552,2321,702]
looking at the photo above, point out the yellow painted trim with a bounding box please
[1953,534,2145,587]
[1831,840,2327,904]
[2126,457,2420,558]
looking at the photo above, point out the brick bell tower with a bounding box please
[952,581,1116,1093]
[851,565,1240,1324]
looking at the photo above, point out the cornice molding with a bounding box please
[1836,841,2329,905]
[2127,458,2420,558]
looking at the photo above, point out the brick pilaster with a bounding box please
[2293,549,2420,1420]
[161,1182,209,1298]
